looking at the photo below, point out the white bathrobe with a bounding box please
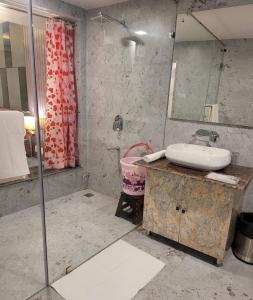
[0,111,30,181]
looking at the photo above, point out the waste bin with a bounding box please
[232,213,253,264]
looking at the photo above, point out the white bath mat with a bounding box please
[52,239,165,300]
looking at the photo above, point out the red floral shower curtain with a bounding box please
[44,19,77,169]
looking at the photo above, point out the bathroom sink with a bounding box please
[165,143,231,171]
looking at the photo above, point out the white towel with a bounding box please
[0,111,30,180]
[206,172,240,185]
[143,150,166,163]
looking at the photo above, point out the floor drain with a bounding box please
[84,193,95,198]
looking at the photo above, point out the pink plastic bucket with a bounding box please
[120,143,154,196]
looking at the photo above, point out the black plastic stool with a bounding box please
[115,192,144,225]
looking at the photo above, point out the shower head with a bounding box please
[90,11,127,27]
[90,11,145,47]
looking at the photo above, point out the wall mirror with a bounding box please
[168,4,253,128]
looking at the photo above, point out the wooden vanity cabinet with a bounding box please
[136,159,253,265]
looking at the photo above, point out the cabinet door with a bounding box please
[178,177,234,260]
[143,169,182,242]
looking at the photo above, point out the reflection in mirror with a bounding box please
[169,5,253,128]
[193,4,253,128]
[0,3,46,299]
[169,13,224,123]
[0,5,46,184]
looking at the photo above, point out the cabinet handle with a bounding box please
[181,209,187,214]
[176,205,181,211]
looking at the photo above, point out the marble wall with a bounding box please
[86,0,253,211]
[86,0,176,197]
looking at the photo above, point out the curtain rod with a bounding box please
[53,17,76,26]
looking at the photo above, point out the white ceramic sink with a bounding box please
[165,143,231,171]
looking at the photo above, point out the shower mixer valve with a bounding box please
[113,115,123,132]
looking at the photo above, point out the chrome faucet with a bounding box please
[191,129,219,146]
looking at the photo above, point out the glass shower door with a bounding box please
[0,1,47,298]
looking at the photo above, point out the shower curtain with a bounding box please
[44,19,77,169]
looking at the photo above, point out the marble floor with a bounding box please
[0,189,135,300]
[28,287,63,300]
[1,189,252,300]
[32,228,253,300]
[127,229,253,300]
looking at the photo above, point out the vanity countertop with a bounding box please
[135,158,253,191]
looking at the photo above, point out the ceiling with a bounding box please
[193,4,253,40]
[176,14,215,42]
[63,0,129,10]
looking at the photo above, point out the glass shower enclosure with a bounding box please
[0,0,139,298]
